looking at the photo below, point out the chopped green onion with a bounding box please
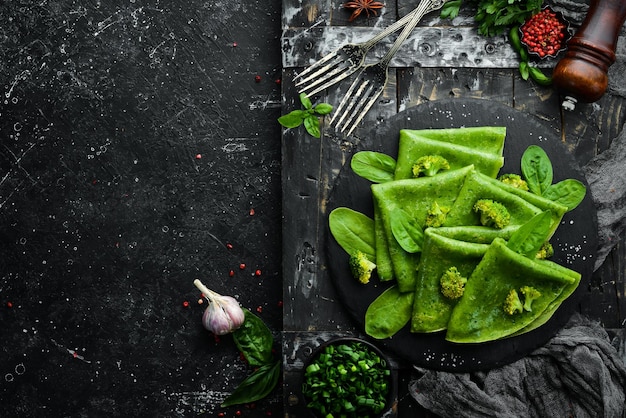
[302,341,391,418]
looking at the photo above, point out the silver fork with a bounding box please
[330,0,449,136]
[294,7,423,97]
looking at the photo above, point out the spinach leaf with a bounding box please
[543,179,586,212]
[350,151,397,183]
[329,207,376,259]
[365,285,414,339]
[233,309,274,367]
[221,360,281,407]
[506,211,553,258]
[390,208,424,253]
[521,145,553,196]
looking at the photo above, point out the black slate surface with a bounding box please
[0,1,283,416]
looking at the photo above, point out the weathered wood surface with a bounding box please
[282,0,626,415]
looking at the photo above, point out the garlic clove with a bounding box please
[194,279,246,335]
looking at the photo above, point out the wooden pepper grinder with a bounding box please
[552,0,626,110]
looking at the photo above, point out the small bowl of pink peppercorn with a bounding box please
[519,7,572,59]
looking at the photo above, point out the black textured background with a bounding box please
[0,1,283,416]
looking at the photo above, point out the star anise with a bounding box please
[342,0,385,22]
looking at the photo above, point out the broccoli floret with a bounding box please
[439,267,467,300]
[473,199,511,229]
[535,242,554,259]
[412,155,450,178]
[498,173,529,191]
[520,286,542,312]
[425,201,450,228]
[503,289,524,315]
[349,251,376,284]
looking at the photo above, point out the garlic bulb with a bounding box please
[194,279,245,335]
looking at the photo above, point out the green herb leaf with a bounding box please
[365,285,414,339]
[521,145,553,196]
[221,360,281,407]
[300,92,313,110]
[350,151,397,183]
[440,0,462,19]
[278,110,306,129]
[303,115,321,138]
[507,211,553,258]
[233,309,274,367]
[519,61,530,80]
[390,208,424,253]
[543,179,586,212]
[314,103,333,115]
[528,66,552,86]
[329,207,376,259]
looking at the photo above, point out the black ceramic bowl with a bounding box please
[301,337,396,418]
[519,7,572,60]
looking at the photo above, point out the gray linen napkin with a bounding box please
[409,314,626,418]
[583,124,626,270]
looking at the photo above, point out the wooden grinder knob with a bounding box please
[552,0,626,110]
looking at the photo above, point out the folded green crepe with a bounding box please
[443,171,567,233]
[394,127,506,180]
[373,204,394,282]
[372,166,474,292]
[411,229,489,333]
[446,238,578,343]
[511,259,581,335]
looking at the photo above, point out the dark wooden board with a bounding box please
[325,98,598,372]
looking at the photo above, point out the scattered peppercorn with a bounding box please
[254,75,261,83]
[249,208,255,216]
[255,269,262,276]
[239,263,246,270]
[7,301,13,308]
[256,306,263,313]
[229,269,235,277]
[195,153,202,159]
[182,301,190,308]
[226,243,233,249]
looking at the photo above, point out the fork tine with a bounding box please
[343,91,381,136]
[293,50,341,81]
[328,77,365,125]
[299,67,354,96]
[295,60,352,95]
[333,81,374,130]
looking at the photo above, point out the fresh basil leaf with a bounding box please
[329,207,376,259]
[543,179,586,212]
[521,145,553,196]
[314,103,333,115]
[390,208,424,253]
[303,115,320,138]
[507,211,553,258]
[233,309,274,367]
[300,92,313,110]
[278,110,305,129]
[365,285,414,339]
[221,360,280,407]
[350,151,397,183]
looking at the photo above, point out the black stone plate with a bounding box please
[325,98,598,372]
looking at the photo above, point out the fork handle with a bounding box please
[379,0,448,64]
[362,5,426,48]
